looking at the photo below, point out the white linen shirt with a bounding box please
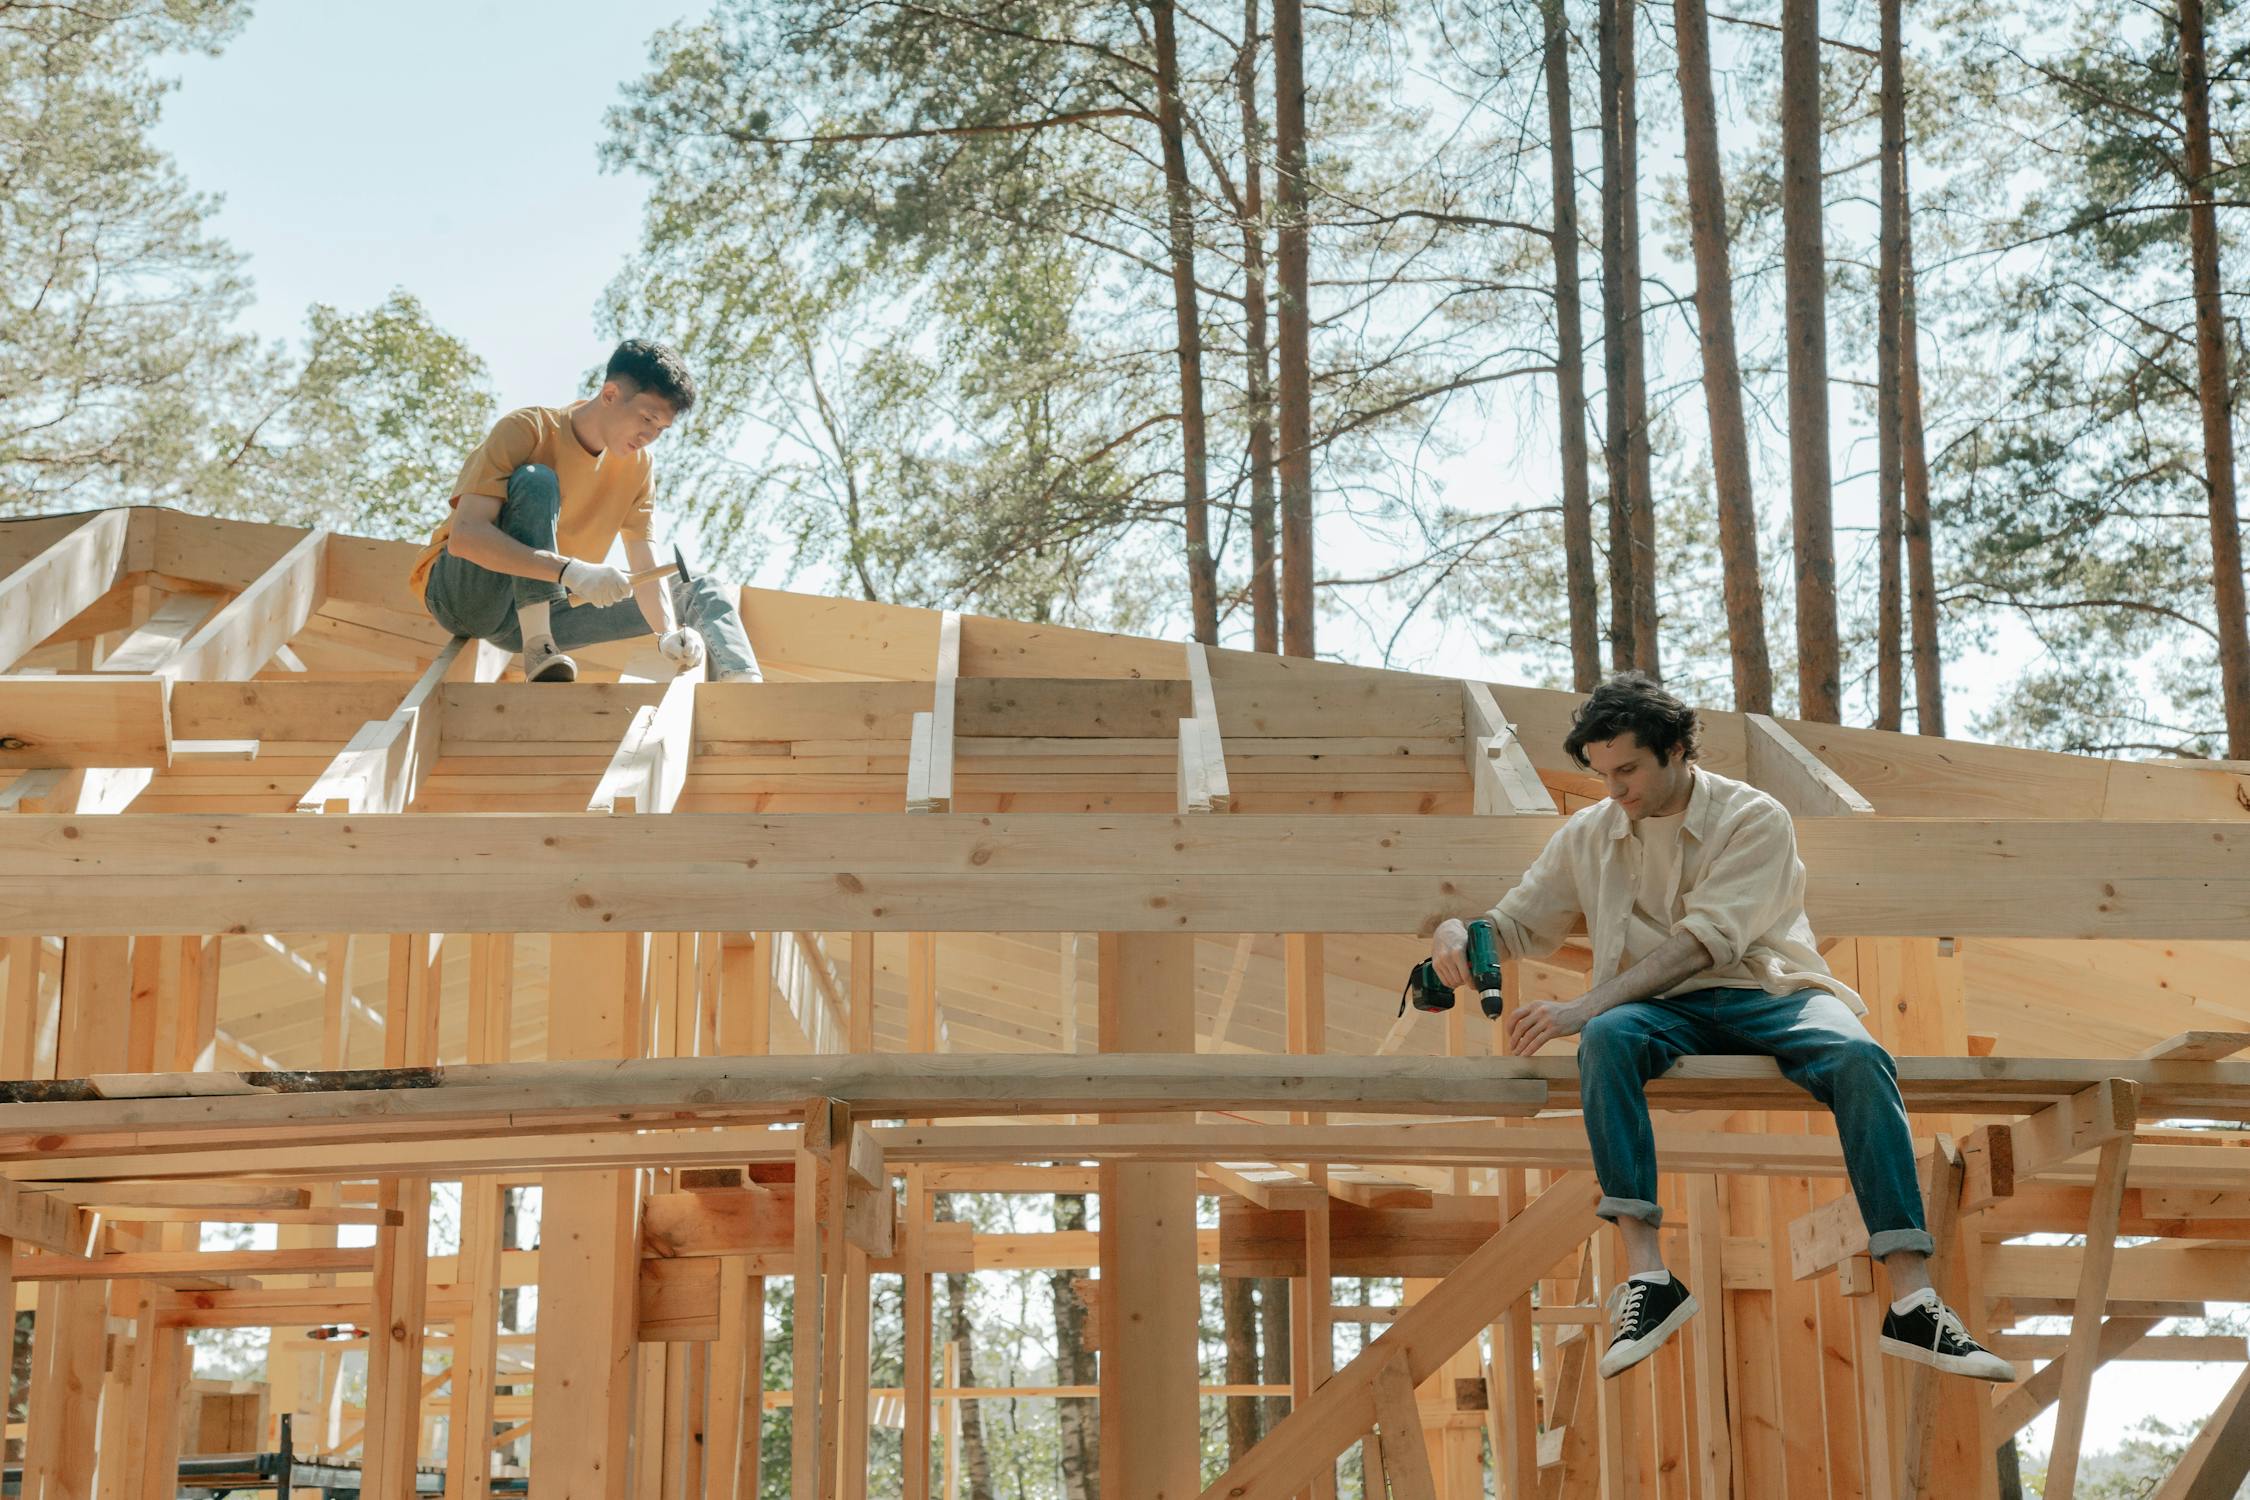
[1481,766,1867,1015]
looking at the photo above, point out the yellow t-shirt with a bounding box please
[407,403,656,596]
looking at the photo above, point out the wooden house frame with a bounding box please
[0,504,2246,1498]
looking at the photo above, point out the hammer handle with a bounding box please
[628,563,680,585]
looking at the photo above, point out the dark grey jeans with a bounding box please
[1576,985,1935,1259]
[420,464,758,678]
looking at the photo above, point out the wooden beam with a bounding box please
[151,528,329,683]
[13,812,2250,940]
[1192,1172,1601,1500]
[2149,1358,2250,1500]
[1097,933,1201,1499]
[0,509,131,674]
[1742,712,1875,816]
[2139,1031,2250,1062]
[94,590,223,675]
[295,636,495,814]
[0,676,171,770]
[589,672,697,815]
[1370,1352,1439,1500]
[2042,1128,2137,1500]
[529,934,642,1492]
[1902,1135,1965,1499]
[906,614,959,813]
[1463,682,1552,816]
[1185,643,1231,812]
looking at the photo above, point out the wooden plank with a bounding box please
[1743,713,1875,816]
[0,510,132,674]
[1097,933,1201,1500]
[1185,643,1231,812]
[0,677,171,770]
[2042,1130,2136,1500]
[912,613,958,812]
[1371,1353,1439,1500]
[154,528,329,683]
[2149,1358,2250,1500]
[529,934,642,1496]
[13,813,2250,940]
[1463,681,1553,815]
[1192,1172,1601,1500]
[588,672,696,815]
[2139,1031,2250,1062]
[1901,1135,1963,1499]
[1685,1174,1733,1500]
[294,637,468,814]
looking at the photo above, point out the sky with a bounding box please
[146,3,2234,1460]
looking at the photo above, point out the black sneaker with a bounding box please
[1879,1290,2016,1381]
[525,641,577,683]
[1599,1273,1699,1379]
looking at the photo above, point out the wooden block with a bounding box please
[2139,1031,2250,1062]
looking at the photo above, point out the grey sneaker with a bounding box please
[525,640,577,683]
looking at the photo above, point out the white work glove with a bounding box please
[658,627,706,671]
[560,558,633,608]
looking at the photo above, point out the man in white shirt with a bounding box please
[1429,674,2012,1383]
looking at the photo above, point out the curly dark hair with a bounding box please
[1562,672,1702,768]
[604,338,697,414]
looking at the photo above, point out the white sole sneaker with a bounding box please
[1599,1292,1700,1379]
[1878,1334,2016,1382]
[526,646,578,683]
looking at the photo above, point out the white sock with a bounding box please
[517,601,553,654]
[1892,1287,1939,1315]
[1630,1269,1671,1286]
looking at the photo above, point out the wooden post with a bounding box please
[1096,932,1201,1499]
[1489,1168,1539,1500]
[24,937,130,1499]
[904,931,938,1500]
[1285,932,1338,1500]
[2042,1127,2136,1500]
[530,934,643,1497]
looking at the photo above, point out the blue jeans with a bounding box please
[421,464,760,679]
[1576,986,1935,1259]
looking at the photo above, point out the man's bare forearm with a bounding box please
[1579,929,1717,1019]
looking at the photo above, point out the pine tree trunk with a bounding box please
[1545,0,1603,692]
[2180,0,2250,758]
[1674,0,1773,711]
[1257,1277,1292,1432]
[1151,0,1219,645]
[1599,0,1659,676]
[1899,171,1945,737]
[1239,0,1280,654]
[1874,0,1907,731]
[1273,0,1316,658]
[1223,1274,1261,1458]
[936,1197,995,1500]
[1782,0,1842,721]
[1051,1194,1100,1499]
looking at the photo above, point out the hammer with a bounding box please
[567,544,695,605]
[629,543,696,589]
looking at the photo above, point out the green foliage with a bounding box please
[0,3,496,534]
[196,290,498,539]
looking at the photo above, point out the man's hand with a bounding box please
[562,558,634,608]
[1429,918,1470,988]
[1504,998,1592,1056]
[659,627,706,671]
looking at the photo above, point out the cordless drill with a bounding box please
[1400,918,1505,1020]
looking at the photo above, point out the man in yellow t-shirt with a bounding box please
[412,339,761,684]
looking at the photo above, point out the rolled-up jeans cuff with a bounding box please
[1597,1195,1664,1227]
[1868,1228,1935,1259]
